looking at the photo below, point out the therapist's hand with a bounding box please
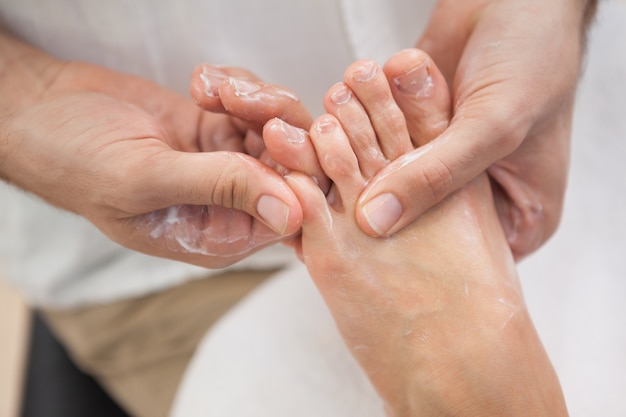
[0,34,312,268]
[355,0,599,259]
[188,63,316,175]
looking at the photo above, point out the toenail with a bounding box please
[361,193,403,235]
[199,65,227,98]
[353,61,378,83]
[229,78,262,96]
[393,61,434,98]
[314,117,337,134]
[329,84,352,105]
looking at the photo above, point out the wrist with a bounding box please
[0,31,66,181]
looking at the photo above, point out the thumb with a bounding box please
[356,34,531,238]
[355,114,516,237]
[130,150,303,236]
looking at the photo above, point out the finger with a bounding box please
[190,64,262,113]
[242,129,266,158]
[190,64,314,131]
[219,77,313,130]
[129,203,284,269]
[195,111,247,153]
[488,115,570,260]
[357,49,472,236]
[285,172,333,236]
[356,113,515,237]
[124,150,303,236]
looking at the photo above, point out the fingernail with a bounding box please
[199,66,227,98]
[329,84,352,105]
[275,87,299,102]
[314,117,337,135]
[257,195,290,235]
[229,77,262,97]
[361,193,403,235]
[392,60,433,98]
[278,119,307,144]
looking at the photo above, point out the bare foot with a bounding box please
[266,49,567,416]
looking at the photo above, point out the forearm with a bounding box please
[0,31,65,181]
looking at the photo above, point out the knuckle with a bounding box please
[485,104,529,155]
[209,161,248,210]
[108,175,151,214]
[459,95,529,158]
[419,157,454,204]
[210,170,235,208]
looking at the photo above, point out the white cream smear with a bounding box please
[146,205,280,257]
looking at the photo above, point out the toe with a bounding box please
[383,49,452,145]
[343,60,414,162]
[324,82,387,180]
[309,115,364,209]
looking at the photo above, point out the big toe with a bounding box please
[383,48,452,145]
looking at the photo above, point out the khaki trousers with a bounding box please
[42,269,276,417]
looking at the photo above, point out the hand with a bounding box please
[188,63,317,181]
[1,38,313,268]
[355,0,598,259]
[189,63,328,252]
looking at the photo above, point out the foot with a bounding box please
[266,49,567,416]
